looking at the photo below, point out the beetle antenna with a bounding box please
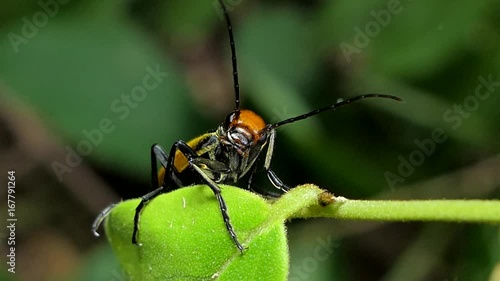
[267,94,403,130]
[218,0,240,111]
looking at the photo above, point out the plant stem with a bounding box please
[287,184,500,223]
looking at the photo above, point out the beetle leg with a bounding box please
[132,187,164,245]
[263,130,291,192]
[132,142,186,245]
[245,164,282,198]
[189,162,245,253]
[91,203,116,237]
[246,164,258,191]
[174,141,244,253]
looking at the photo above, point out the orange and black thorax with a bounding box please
[158,109,269,187]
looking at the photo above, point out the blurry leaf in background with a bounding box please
[316,0,489,79]
[237,5,317,89]
[159,0,218,44]
[74,244,122,281]
[0,2,194,180]
[453,225,500,281]
[368,1,486,79]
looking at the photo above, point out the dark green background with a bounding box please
[0,0,498,280]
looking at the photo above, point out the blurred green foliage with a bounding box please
[0,0,498,280]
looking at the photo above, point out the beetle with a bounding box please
[92,0,402,253]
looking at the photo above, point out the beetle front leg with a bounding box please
[263,130,291,192]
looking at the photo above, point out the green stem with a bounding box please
[287,184,500,223]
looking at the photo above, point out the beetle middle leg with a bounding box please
[174,141,245,252]
[246,164,282,198]
[132,143,182,245]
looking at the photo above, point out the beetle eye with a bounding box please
[258,131,268,143]
[223,112,238,129]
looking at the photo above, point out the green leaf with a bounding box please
[105,185,288,281]
[104,184,500,280]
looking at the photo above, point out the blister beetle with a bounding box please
[92,0,402,253]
